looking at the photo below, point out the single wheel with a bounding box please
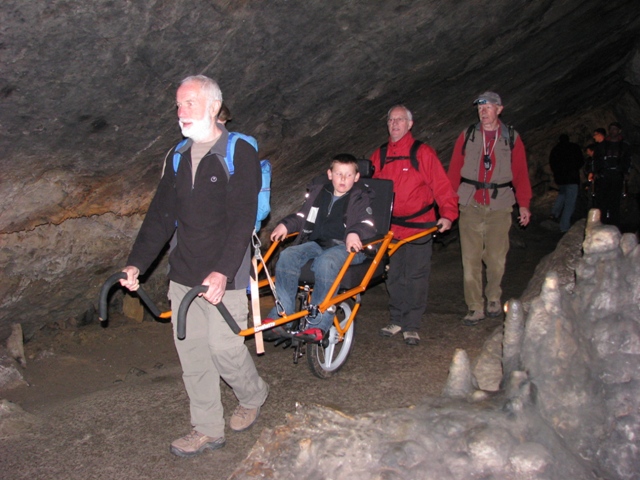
[307,299,356,379]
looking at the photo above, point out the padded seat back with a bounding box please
[298,177,394,290]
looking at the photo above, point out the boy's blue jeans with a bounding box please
[266,241,365,332]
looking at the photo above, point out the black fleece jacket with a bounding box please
[127,127,260,289]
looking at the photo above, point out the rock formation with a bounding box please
[230,211,640,479]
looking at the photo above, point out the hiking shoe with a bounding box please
[403,331,420,346]
[230,405,260,432]
[486,301,503,317]
[296,327,324,342]
[462,310,485,326]
[169,430,225,457]
[380,323,402,337]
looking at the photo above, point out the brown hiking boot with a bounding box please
[462,310,485,326]
[230,405,261,431]
[169,430,225,457]
[486,301,503,317]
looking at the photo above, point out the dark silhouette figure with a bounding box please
[549,134,584,232]
[591,122,631,227]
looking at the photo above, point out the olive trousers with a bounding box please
[458,201,512,312]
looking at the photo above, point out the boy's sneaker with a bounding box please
[261,318,288,340]
[403,331,420,346]
[462,310,485,326]
[169,430,225,457]
[380,323,402,337]
[296,327,324,342]
[486,301,503,317]
[230,405,261,432]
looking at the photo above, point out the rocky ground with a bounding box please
[0,211,567,480]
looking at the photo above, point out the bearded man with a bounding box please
[119,75,269,457]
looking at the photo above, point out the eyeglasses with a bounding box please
[387,117,408,124]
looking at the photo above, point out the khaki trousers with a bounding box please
[170,282,268,438]
[458,201,512,312]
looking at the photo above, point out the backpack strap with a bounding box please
[461,123,476,155]
[507,124,515,150]
[379,143,388,170]
[379,140,422,171]
[223,132,258,177]
[462,123,516,155]
[460,177,513,199]
[409,140,422,171]
[172,138,192,174]
[391,202,437,229]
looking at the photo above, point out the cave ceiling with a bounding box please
[1,0,640,335]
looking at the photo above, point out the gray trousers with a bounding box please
[170,282,268,438]
[386,237,433,332]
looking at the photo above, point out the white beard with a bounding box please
[179,112,213,143]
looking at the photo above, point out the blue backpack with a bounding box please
[172,132,271,232]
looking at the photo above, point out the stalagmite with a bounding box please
[442,348,474,398]
[501,299,524,386]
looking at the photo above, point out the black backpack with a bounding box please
[379,139,423,171]
[377,140,436,230]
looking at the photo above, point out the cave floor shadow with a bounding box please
[0,216,564,480]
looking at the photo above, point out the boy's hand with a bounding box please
[346,233,362,252]
[270,224,288,242]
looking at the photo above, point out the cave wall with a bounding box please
[2,1,640,338]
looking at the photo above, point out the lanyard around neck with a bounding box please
[482,128,498,158]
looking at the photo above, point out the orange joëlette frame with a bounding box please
[243,226,439,338]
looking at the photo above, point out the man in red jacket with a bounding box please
[371,105,459,346]
[448,91,532,326]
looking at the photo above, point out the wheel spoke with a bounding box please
[322,343,336,368]
[306,300,355,378]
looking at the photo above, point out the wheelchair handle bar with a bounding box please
[177,285,241,340]
[98,272,161,322]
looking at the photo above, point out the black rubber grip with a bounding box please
[176,285,241,340]
[98,272,161,321]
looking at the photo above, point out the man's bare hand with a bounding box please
[436,218,452,232]
[201,271,228,304]
[120,266,140,291]
[518,207,531,227]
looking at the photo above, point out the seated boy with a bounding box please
[264,153,377,340]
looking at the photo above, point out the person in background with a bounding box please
[593,127,606,144]
[219,103,232,124]
[447,91,532,326]
[591,122,631,227]
[549,134,584,232]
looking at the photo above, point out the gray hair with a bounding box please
[180,75,223,103]
[387,104,413,122]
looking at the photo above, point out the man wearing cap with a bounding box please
[447,91,532,326]
[591,122,631,227]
